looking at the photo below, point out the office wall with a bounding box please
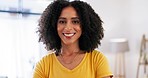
[86,0,148,78]
[0,13,40,78]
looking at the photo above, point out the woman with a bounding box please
[33,0,113,78]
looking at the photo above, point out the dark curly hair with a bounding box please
[38,0,104,55]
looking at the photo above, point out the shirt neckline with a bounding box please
[53,52,88,72]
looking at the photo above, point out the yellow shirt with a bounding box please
[33,50,113,78]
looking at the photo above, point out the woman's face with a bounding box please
[57,6,82,45]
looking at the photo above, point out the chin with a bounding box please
[62,40,75,45]
[63,42,73,45]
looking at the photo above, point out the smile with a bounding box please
[63,33,76,37]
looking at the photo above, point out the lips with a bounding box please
[63,33,75,37]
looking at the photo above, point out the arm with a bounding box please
[33,56,50,78]
[95,52,113,78]
[33,61,46,78]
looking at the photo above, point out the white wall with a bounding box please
[0,13,41,78]
[86,0,148,78]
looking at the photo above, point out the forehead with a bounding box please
[60,6,78,17]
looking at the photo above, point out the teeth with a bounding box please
[64,33,74,37]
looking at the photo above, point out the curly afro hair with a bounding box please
[38,0,104,54]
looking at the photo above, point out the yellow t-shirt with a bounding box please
[33,50,113,78]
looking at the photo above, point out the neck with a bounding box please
[61,43,80,56]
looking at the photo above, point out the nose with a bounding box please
[65,21,72,30]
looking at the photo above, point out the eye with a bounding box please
[72,20,80,24]
[58,20,66,24]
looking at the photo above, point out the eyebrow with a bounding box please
[59,17,79,20]
[71,17,79,20]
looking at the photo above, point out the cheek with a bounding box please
[79,27,82,35]
[57,27,62,36]
[76,26,82,32]
[57,27,60,32]
[57,25,62,32]
[57,26,65,38]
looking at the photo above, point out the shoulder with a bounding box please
[33,52,55,77]
[35,51,55,69]
[90,50,113,77]
[39,52,55,64]
[90,50,106,59]
[34,52,55,74]
[88,50,109,67]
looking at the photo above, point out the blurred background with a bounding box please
[0,0,148,78]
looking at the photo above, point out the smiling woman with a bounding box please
[33,0,113,78]
[57,6,82,46]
